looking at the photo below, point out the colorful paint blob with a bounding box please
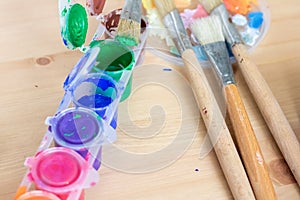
[67,4,88,48]
[223,0,257,15]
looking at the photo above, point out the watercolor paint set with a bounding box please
[13,0,300,200]
[14,0,148,199]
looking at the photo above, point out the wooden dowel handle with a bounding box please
[232,43,300,186]
[182,49,255,200]
[225,84,277,200]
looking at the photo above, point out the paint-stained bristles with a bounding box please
[154,0,176,17]
[191,16,224,45]
[200,0,222,13]
[117,19,141,46]
[116,0,142,46]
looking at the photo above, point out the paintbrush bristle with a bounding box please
[200,0,222,13]
[117,19,141,46]
[116,0,142,46]
[191,15,224,45]
[154,0,176,17]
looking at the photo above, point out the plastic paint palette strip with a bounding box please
[15,46,100,199]
[15,1,149,199]
[144,0,270,66]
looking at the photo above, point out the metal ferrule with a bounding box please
[163,9,193,54]
[203,42,235,86]
[121,0,142,22]
[212,4,243,46]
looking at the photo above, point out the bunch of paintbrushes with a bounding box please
[191,15,277,200]
[199,0,300,188]
[154,0,256,199]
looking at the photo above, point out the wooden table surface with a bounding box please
[0,0,300,199]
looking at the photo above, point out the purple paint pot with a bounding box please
[51,107,104,170]
[99,8,148,66]
[71,73,119,130]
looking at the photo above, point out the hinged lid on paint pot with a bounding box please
[86,0,107,16]
[59,0,107,50]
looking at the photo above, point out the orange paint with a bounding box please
[14,186,27,200]
[15,190,60,200]
[224,0,257,15]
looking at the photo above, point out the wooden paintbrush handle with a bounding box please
[181,49,255,200]
[225,84,277,200]
[232,43,300,186]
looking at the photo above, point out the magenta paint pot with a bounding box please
[25,147,99,200]
[50,107,104,170]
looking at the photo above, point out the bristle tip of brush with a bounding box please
[191,15,224,45]
[116,18,141,46]
[154,0,176,17]
[200,0,222,13]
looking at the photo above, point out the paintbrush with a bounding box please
[154,0,255,199]
[116,0,142,46]
[191,15,277,200]
[200,0,300,187]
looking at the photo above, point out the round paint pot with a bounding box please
[25,147,99,200]
[16,191,60,200]
[50,107,104,170]
[88,40,135,101]
[99,8,148,66]
[71,73,119,129]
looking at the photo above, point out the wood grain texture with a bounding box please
[232,43,300,187]
[225,84,277,200]
[0,0,300,200]
[182,50,255,200]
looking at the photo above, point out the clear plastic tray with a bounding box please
[145,0,270,67]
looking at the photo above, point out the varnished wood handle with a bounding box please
[225,84,277,200]
[232,43,300,186]
[182,49,255,200]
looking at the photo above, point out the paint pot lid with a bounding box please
[17,190,60,200]
[86,0,107,16]
[26,147,90,193]
[61,3,88,50]
[52,108,102,147]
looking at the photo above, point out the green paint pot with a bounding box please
[89,40,135,101]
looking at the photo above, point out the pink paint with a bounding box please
[192,5,208,19]
[180,4,208,29]
[25,147,99,200]
[90,182,97,187]
[38,151,80,187]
